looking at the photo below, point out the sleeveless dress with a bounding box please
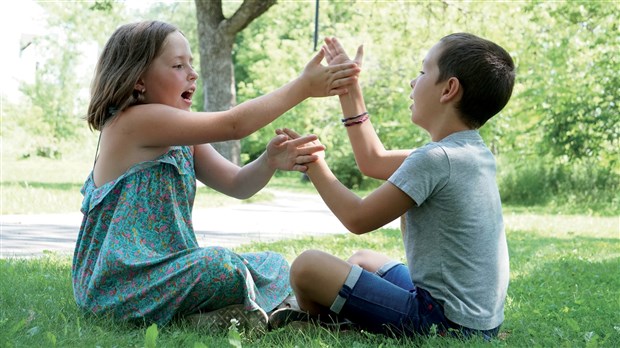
[72,146,292,325]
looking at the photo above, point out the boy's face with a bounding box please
[139,31,198,111]
[409,42,444,130]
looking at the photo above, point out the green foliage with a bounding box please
[518,1,620,163]
[5,1,618,209]
[498,155,619,216]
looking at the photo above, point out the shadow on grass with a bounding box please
[504,232,620,347]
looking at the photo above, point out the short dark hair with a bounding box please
[436,33,515,128]
[87,21,179,130]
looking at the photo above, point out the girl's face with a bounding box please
[409,42,444,130]
[139,31,198,110]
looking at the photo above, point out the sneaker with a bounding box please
[268,307,314,330]
[186,304,268,333]
[268,307,357,331]
[272,294,300,312]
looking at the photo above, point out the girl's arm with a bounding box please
[323,37,411,180]
[118,49,360,148]
[194,133,325,199]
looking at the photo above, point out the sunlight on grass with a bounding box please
[504,212,618,239]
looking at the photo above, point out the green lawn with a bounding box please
[2,216,619,347]
[2,155,619,347]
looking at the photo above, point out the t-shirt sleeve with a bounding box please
[388,144,450,207]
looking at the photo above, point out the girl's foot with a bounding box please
[186,304,268,333]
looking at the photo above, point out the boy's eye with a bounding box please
[174,64,184,69]
[419,71,425,75]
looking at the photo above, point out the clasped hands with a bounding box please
[266,130,324,173]
[267,37,364,173]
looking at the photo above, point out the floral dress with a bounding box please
[72,146,291,325]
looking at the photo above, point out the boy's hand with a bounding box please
[275,128,326,162]
[301,49,360,97]
[266,132,325,172]
[323,37,364,69]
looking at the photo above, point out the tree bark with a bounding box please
[194,0,276,165]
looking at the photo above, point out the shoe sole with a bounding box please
[268,307,358,331]
[268,307,313,330]
[186,304,268,333]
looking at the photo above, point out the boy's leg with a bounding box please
[347,249,394,273]
[348,249,414,291]
[290,249,448,336]
[290,249,352,316]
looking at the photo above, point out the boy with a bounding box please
[272,33,515,339]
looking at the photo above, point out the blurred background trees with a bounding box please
[2,0,618,214]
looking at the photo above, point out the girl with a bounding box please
[72,20,358,332]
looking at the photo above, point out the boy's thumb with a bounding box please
[310,48,325,65]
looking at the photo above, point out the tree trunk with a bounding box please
[194,0,276,165]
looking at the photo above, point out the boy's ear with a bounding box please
[440,77,462,103]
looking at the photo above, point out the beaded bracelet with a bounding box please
[341,111,368,123]
[344,115,370,127]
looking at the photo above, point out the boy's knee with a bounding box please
[347,249,374,266]
[347,249,392,273]
[290,250,322,287]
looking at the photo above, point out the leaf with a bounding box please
[565,318,580,332]
[227,325,242,348]
[144,323,158,348]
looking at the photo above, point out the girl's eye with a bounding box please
[419,71,425,75]
[174,64,184,69]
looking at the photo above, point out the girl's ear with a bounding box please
[440,77,462,103]
[134,79,146,93]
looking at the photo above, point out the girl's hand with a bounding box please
[266,131,326,172]
[323,37,364,69]
[300,49,360,97]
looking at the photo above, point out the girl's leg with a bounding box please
[289,249,352,316]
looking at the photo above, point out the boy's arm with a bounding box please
[339,82,411,179]
[305,153,413,234]
[281,128,413,234]
[325,37,411,180]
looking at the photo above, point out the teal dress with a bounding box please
[72,146,291,325]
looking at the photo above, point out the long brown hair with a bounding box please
[86,20,179,130]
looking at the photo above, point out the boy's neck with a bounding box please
[427,112,472,142]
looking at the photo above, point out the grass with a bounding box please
[1,217,619,347]
[2,151,619,346]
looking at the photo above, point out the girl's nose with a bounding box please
[189,69,198,81]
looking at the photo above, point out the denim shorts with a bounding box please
[329,262,500,339]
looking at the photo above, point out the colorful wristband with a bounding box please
[341,111,368,123]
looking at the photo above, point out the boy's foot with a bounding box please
[268,307,356,331]
[268,307,314,330]
[272,294,300,312]
[186,304,268,333]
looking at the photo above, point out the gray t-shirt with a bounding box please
[388,130,509,330]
